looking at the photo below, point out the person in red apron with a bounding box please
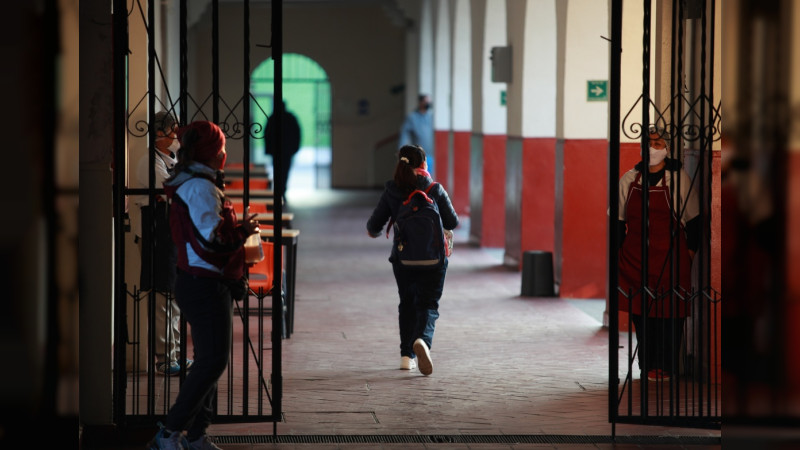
[618,130,700,382]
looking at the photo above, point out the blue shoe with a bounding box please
[149,423,189,449]
[157,359,194,376]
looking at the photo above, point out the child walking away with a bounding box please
[366,145,459,376]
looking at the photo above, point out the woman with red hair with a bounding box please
[149,121,259,450]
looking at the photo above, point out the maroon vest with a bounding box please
[619,172,692,318]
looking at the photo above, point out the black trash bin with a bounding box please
[520,250,555,297]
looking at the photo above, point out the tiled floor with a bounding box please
[93,188,722,449]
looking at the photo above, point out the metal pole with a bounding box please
[272,0,284,426]
[242,0,251,416]
[608,0,623,438]
[212,0,220,123]
[112,0,130,425]
[640,0,652,415]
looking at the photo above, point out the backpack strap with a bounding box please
[403,189,433,205]
[385,182,439,238]
[424,182,439,195]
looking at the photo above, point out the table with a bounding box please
[225,188,275,198]
[249,212,294,228]
[260,228,300,337]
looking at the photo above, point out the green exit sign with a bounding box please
[587,80,608,101]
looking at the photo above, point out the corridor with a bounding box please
[197,188,721,449]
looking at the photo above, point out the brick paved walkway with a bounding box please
[204,189,721,449]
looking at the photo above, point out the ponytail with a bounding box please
[393,145,426,194]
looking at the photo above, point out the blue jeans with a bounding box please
[392,261,448,358]
[166,271,233,440]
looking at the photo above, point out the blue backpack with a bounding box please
[390,183,446,269]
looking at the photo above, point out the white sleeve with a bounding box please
[617,170,637,221]
[178,178,223,243]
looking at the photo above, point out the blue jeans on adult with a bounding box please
[166,271,233,440]
[392,260,448,358]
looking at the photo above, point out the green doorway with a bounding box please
[250,53,331,191]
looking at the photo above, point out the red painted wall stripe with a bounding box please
[482,135,506,247]
[434,130,450,191]
[522,138,556,254]
[452,131,471,216]
[560,139,608,299]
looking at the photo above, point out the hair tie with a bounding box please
[400,157,410,164]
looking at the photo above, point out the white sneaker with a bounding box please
[413,338,433,375]
[400,356,417,370]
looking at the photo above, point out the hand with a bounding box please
[243,213,260,235]
[367,230,380,239]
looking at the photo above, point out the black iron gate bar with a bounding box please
[113,0,285,429]
[608,0,721,433]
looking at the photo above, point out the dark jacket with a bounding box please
[367,175,459,239]
[264,111,301,158]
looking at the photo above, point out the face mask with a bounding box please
[167,139,180,153]
[648,147,667,166]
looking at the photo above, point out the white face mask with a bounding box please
[648,146,667,166]
[167,139,180,153]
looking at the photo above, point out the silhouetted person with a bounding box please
[264,100,301,202]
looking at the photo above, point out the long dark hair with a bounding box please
[393,144,426,194]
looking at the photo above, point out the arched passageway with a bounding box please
[250,53,332,193]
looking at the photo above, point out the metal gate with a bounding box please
[607,0,721,432]
[111,0,286,430]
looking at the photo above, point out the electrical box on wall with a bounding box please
[490,46,512,83]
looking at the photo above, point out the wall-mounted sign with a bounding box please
[587,80,608,102]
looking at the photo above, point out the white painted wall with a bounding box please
[482,0,508,135]
[451,0,472,132]
[563,0,609,139]
[433,0,452,130]
[401,0,422,111]
[522,0,557,138]
[619,0,653,144]
[506,0,558,138]
[420,0,436,97]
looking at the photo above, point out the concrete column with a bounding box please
[433,0,452,182]
[419,0,435,96]
[124,0,153,373]
[468,0,488,245]
[503,0,558,269]
[79,0,115,426]
[472,0,507,248]
[450,0,472,212]
[404,2,422,113]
